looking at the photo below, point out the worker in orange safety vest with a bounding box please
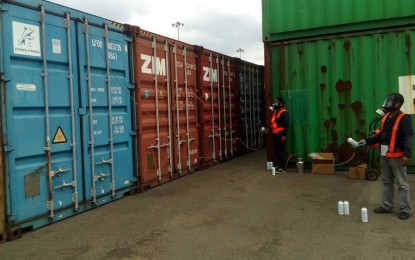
[270,98,289,173]
[359,93,413,220]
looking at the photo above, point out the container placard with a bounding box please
[12,21,41,57]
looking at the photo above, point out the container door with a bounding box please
[224,59,241,157]
[1,2,135,231]
[239,63,263,152]
[77,19,135,205]
[170,45,199,175]
[2,5,83,228]
[134,36,173,189]
[199,52,222,165]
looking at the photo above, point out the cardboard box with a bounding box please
[348,164,367,180]
[311,153,334,175]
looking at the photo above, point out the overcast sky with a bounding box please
[47,0,264,65]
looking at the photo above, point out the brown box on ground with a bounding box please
[311,153,334,175]
[348,164,367,180]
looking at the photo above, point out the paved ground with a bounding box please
[1,149,415,260]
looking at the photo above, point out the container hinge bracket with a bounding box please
[51,166,71,177]
[129,131,137,136]
[94,172,110,181]
[127,84,134,89]
[0,4,9,12]
[54,180,76,191]
[3,144,14,152]
[1,74,11,81]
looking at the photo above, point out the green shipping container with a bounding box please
[262,0,415,41]
[264,27,415,166]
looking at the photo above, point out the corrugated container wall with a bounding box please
[196,48,241,167]
[0,0,136,240]
[262,0,415,165]
[237,61,265,152]
[132,28,200,190]
[262,0,415,41]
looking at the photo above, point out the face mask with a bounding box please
[273,100,281,109]
[382,96,399,112]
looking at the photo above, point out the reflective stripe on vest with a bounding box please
[271,109,286,134]
[380,112,406,158]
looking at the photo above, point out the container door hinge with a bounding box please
[1,74,11,81]
[0,4,9,12]
[129,131,137,136]
[3,144,14,152]
[126,84,134,89]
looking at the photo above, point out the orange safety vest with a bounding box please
[380,112,406,157]
[271,108,287,134]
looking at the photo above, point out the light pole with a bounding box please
[236,48,244,59]
[172,22,184,40]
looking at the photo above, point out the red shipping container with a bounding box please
[196,48,241,167]
[132,28,199,190]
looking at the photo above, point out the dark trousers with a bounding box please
[272,134,287,170]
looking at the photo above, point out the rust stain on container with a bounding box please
[330,117,337,124]
[343,40,351,50]
[331,130,338,140]
[278,46,286,87]
[404,33,411,58]
[320,66,327,73]
[320,83,326,90]
[338,104,346,109]
[324,120,331,129]
[335,80,352,92]
[351,101,363,113]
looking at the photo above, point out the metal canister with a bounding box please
[296,158,304,174]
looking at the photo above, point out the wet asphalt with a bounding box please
[0,149,414,259]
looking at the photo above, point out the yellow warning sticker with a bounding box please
[52,126,67,144]
[158,90,164,99]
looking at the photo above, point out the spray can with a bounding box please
[271,167,276,176]
[267,162,271,170]
[361,207,368,222]
[296,158,304,174]
[338,201,344,215]
[347,137,360,148]
[343,201,350,215]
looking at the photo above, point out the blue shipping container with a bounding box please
[0,0,136,235]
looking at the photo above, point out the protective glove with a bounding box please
[358,140,366,146]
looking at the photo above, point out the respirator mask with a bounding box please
[381,93,404,113]
[270,98,284,111]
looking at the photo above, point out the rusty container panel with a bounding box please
[133,31,174,190]
[170,43,200,176]
[196,49,240,166]
[197,49,222,166]
[222,58,242,158]
[238,61,265,153]
[265,27,415,165]
[262,0,415,41]
[132,28,201,190]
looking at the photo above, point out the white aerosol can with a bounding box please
[267,162,272,170]
[347,137,360,148]
[338,201,344,215]
[343,201,350,215]
[296,158,304,174]
[271,167,276,176]
[361,207,368,222]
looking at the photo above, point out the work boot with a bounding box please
[399,212,410,220]
[373,207,394,214]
